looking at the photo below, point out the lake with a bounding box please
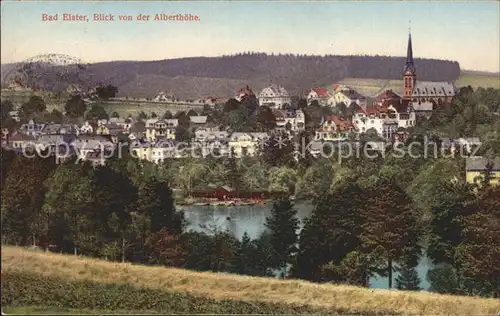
[179,201,432,289]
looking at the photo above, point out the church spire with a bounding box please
[404,23,415,73]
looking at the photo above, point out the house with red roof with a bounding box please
[315,115,355,142]
[352,98,416,139]
[235,85,255,102]
[327,88,367,109]
[374,90,402,107]
[307,88,330,106]
[272,109,305,133]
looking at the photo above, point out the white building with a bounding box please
[314,115,355,142]
[351,100,416,139]
[273,109,306,132]
[258,84,291,109]
[327,88,367,108]
[306,88,330,106]
[153,91,176,102]
[228,132,269,157]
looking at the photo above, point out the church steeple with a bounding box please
[404,29,416,74]
[403,24,417,99]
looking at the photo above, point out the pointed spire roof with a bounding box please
[404,29,416,74]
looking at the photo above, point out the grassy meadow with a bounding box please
[98,100,205,118]
[334,71,499,98]
[2,246,500,315]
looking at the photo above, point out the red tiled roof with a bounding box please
[376,89,401,101]
[237,85,254,95]
[313,88,329,97]
[272,110,286,120]
[324,115,354,131]
[382,99,410,113]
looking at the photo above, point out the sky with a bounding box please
[1,1,499,72]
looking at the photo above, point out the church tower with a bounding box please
[403,31,416,99]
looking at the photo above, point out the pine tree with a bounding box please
[360,177,422,289]
[2,155,55,246]
[294,182,366,282]
[427,182,476,267]
[136,176,185,235]
[456,185,500,298]
[232,232,253,275]
[262,131,295,167]
[395,263,421,291]
[264,198,299,278]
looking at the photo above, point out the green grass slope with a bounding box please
[2,246,500,315]
[331,71,499,98]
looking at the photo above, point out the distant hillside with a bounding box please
[3,247,500,315]
[1,53,460,99]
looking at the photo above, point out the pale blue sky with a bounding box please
[1,1,499,72]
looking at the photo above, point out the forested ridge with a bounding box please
[1,53,461,98]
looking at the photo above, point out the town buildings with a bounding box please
[306,88,330,106]
[258,84,291,109]
[327,88,367,109]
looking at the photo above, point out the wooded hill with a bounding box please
[1,53,461,99]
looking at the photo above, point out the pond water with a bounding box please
[179,202,432,290]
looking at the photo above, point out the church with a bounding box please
[402,31,456,110]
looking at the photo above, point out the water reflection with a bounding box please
[179,202,432,290]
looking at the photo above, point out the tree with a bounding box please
[297,98,308,109]
[231,232,270,276]
[187,109,199,117]
[96,85,118,100]
[222,148,242,192]
[395,263,421,291]
[44,109,64,123]
[426,182,476,268]
[138,111,148,120]
[163,110,173,119]
[175,126,192,143]
[227,106,251,131]
[241,94,259,114]
[85,104,109,120]
[319,249,385,287]
[151,112,158,118]
[335,102,347,116]
[360,177,422,289]
[20,96,46,117]
[89,165,137,260]
[145,228,186,267]
[223,98,241,113]
[427,264,460,295]
[40,163,94,255]
[255,107,277,131]
[295,130,315,170]
[262,131,295,167]
[136,177,185,235]
[64,95,87,118]
[455,185,500,297]
[2,156,55,246]
[264,198,299,278]
[1,100,14,123]
[268,166,297,194]
[294,182,366,281]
